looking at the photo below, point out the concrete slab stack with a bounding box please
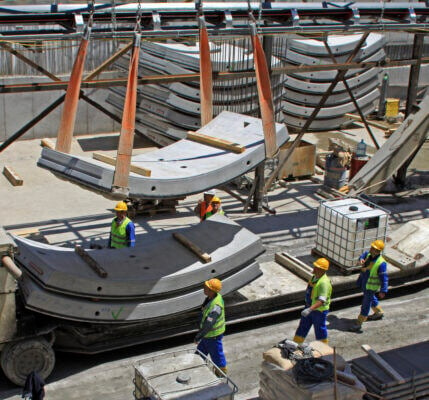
[276,33,385,131]
[105,41,284,146]
[352,342,429,399]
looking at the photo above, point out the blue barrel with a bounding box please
[324,154,347,189]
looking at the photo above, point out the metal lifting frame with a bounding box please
[0,2,429,40]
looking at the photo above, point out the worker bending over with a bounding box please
[293,258,332,344]
[108,201,136,248]
[195,278,228,375]
[349,240,388,333]
[194,189,216,221]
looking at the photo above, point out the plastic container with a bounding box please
[315,198,389,269]
[355,139,367,157]
[324,154,347,189]
[349,155,369,180]
[385,98,400,118]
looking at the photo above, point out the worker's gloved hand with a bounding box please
[301,308,312,317]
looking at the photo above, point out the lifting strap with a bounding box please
[250,22,277,159]
[198,17,213,126]
[111,32,141,198]
[55,23,91,153]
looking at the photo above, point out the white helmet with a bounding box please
[204,189,216,196]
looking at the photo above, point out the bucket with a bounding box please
[385,98,399,118]
[324,154,347,189]
[349,155,369,180]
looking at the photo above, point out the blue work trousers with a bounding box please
[197,335,227,368]
[295,310,329,341]
[360,290,379,317]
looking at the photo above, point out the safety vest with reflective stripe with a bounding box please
[205,209,224,219]
[110,217,131,249]
[201,293,225,338]
[310,273,332,312]
[200,201,213,221]
[365,254,385,291]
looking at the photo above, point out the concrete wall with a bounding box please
[0,74,120,142]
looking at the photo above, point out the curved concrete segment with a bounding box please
[19,260,262,323]
[14,214,264,299]
[37,111,289,199]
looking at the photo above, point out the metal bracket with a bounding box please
[74,14,84,33]
[152,11,161,30]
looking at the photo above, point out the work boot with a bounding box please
[215,366,228,377]
[367,312,384,321]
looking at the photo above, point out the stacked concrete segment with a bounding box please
[276,33,385,131]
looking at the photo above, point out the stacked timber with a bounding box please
[352,342,429,399]
[12,214,264,324]
[106,40,284,146]
[259,341,365,400]
[275,33,385,131]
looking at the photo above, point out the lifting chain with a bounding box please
[135,0,142,33]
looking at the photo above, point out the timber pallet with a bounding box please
[311,247,361,275]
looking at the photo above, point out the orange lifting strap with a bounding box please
[55,26,91,153]
[199,18,213,126]
[111,33,141,198]
[250,24,278,159]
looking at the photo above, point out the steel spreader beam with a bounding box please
[0,2,428,39]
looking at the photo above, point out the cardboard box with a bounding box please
[278,140,316,179]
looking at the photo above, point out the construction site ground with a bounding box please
[0,126,428,399]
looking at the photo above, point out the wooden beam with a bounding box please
[361,344,405,384]
[345,113,391,130]
[187,131,245,154]
[75,245,108,278]
[3,165,23,186]
[40,138,56,149]
[172,232,211,263]
[93,152,151,177]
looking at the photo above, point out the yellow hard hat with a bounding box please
[313,258,329,271]
[371,240,385,251]
[205,278,222,293]
[211,196,221,204]
[114,201,128,212]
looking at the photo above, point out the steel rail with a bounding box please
[2,57,429,95]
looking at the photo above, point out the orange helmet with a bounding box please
[205,278,222,293]
[313,258,329,271]
[371,240,385,251]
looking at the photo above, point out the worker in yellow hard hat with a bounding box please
[108,201,136,249]
[195,278,227,376]
[293,258,332,344]
[194,189,216,222]
[349,239,388,333]
[205,197,225,219]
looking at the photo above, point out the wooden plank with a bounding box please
[3,165,23,186]
[11,228,40,237]
[75,245,108,278]
[361,344,406,384]
[186,131,245,154]
[275,252,312,281]
[93,152,151,177]
[345,113,391,130]
[172,232,211,263]
[40,138,55,149]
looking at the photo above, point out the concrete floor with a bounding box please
[0,133,428,399]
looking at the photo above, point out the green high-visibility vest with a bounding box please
[365,254,385,291]
[110,217,131,249]
[311,273,332,312]
[205,208,224,219]
[200,293,225,338]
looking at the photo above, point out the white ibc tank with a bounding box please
[315,198,389,269]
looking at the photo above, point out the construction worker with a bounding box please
[205,197,225,219]
[293,258,332,344]
[194,189,216,222]
[108,201,136,249]
[195,278,227,375]
[349,240,388,333]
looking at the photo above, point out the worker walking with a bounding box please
[349,240,388,333]
[108,201,136,248]
[293,258,332,344]
[195,278,228,375]
[194,189,217,221]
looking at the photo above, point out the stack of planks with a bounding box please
[259,341,365,400]
[352,342,429,399]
